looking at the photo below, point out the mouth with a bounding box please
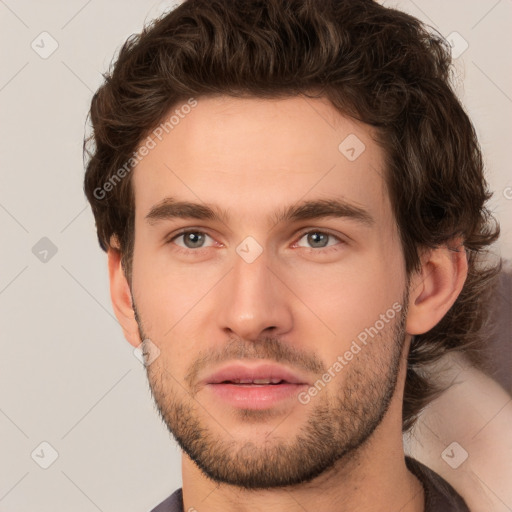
[204,362,309,385]
[201,363,310,409]
[218,378,289,385]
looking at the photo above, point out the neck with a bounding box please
[181,405,424,511]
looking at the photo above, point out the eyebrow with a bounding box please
[145,197,374,227]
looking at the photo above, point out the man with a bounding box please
[83,0,500,510]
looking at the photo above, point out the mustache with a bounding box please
[184,335,326,391]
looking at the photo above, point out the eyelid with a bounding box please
[166,228,218,248]
[166,227,346,253]
[293,227,344,240]
[292,228,345,249]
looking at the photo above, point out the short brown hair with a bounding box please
[83,0,500,430]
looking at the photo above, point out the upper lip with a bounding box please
[201,362,310,385]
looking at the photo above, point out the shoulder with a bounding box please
[405,456,470,512]
[149,488,183,512]
[146,462,471,512]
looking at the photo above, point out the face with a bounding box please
[130,95,409,488]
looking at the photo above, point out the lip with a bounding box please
[202,362,310,386]
[199,362,310,410]
[206,382,308,409]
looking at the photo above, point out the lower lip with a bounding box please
[205,383,308,409]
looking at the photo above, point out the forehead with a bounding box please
[131,95,390,225]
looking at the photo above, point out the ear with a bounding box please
[107,246,141,348]
[406,240,468,335]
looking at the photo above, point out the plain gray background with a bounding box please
[0,1,511,511]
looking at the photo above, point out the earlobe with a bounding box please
[406,242,468,336]
[107,247,141,348]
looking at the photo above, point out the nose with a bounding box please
[215,243,294,342]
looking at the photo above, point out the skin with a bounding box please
[108,95,468,512]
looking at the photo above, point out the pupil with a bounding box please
[185,232,204,248]
[308,232,328,248]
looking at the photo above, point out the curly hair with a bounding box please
[83,0,500,431]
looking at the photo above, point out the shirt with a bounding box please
[149,456,470,511]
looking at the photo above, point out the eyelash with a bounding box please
[166,229,344,255]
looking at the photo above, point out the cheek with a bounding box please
[287,250,405,347]
[132,237,218,320]
[132,249,219,369]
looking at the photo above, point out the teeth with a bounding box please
[230,378,284,384]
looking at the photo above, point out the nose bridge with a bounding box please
[232,243,271,303]
[216,239,293,340]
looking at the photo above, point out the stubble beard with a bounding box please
[135,295,408,489]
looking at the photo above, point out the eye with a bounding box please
[169,230,216,251]
[294,230,343,251]
[166,229,344,254]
